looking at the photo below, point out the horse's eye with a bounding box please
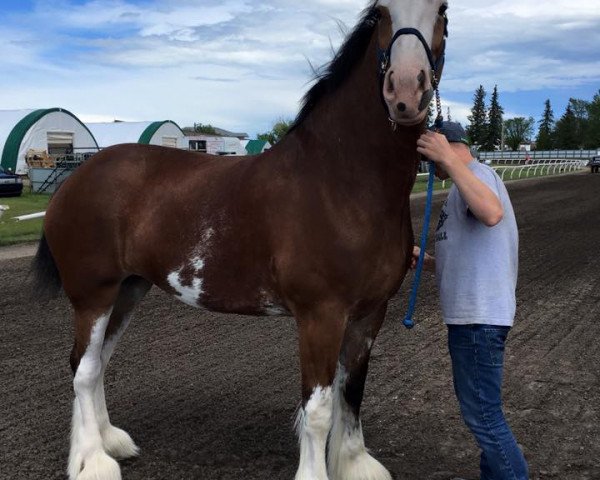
[438,3,448,15]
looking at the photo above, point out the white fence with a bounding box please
[478,150,597,164]
[416,159,588,188]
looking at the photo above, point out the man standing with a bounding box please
[413,122,529,480]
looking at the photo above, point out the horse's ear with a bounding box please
[376,6,392,51]
[443,13,449,37]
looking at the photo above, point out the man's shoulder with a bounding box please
[470,160,501,183]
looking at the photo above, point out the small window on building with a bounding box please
[162,136,178,148]
[47,132,74,156]
[189,140,207,152]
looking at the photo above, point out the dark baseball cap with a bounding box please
[430,121,469,145]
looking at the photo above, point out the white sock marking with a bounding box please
[69,311,122,480]
[295,386,333,480]
[328,365,391,480]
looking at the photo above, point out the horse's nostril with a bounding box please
[397,102,407,112]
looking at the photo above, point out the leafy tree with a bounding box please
[257,118,293,145]
[535,99,555,150]
[483,85,503,151]
[569,98,589,145]
[554,104,579,149]
[192,123,217,135]
[466,85,487,147]
[584,90,600,149]
[503,117,534,151]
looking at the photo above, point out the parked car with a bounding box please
[588,156,600,173]
[0,165,23,197]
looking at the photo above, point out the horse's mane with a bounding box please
[290,5,380,131]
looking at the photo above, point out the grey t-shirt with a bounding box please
[435,160,518,326]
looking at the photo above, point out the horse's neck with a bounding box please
[290,34,422,187]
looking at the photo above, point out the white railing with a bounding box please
[416,159,587,189]
[478,150,597,164]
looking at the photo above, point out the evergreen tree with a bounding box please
[483,85,503,151]
[466,85,487,147]
[553,105,579,149]
[536,99,555,150]
[584,90,600,149]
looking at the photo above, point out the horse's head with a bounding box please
[377,0,448,126]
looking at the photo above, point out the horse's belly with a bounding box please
[160,260,290,317]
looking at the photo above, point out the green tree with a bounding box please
[504,117,534,151]
[535,99,555,150]
[192,123,217,135]
[584,90,600,148]
[483,85,503,151]
[569,98,589,146]
[554,104,579,149]
[466,85,488,147]
[258,118,293,145]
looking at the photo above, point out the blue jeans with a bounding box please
[448,324,529,480]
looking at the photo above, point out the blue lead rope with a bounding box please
[403,160,436,329]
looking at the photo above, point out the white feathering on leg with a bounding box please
[294,386,333,480]
[328,365,391,480]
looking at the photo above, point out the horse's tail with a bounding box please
[30,232,62,301]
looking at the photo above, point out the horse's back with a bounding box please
[43,144,274,304]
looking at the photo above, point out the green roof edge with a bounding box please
[0,108,99,172]
[138,120,184,144]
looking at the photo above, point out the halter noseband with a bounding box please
[377,13,448,130]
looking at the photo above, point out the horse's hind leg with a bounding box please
[96,276,151,460]
[68,276,150,480]
[294,301,346,480]
[327,303,392,480]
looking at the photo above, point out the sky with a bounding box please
[0,0,599,137]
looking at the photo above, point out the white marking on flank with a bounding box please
[191,256,205,271]
[167,270,204,307]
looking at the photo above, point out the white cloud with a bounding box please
[0,0,598,135]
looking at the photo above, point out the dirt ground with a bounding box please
[1,173,599,480]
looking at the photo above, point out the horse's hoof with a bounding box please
[102,425,140,460]
[330,451,392,480]
[76,451,121,480]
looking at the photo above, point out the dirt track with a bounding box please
[1,172,599,480]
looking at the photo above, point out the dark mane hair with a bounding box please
[290,6,380,131]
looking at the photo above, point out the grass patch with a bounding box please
[0,193,50,246]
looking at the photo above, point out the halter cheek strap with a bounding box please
[377,15,448,129]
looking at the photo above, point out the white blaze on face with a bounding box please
[378,0,447,123]
[378,0,443,60]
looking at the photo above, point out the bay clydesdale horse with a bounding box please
[34,0,449,478]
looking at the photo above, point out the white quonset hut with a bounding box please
[0,108,99,174]
[86,121,185,149]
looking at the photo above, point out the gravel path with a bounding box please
[1,172,598,480]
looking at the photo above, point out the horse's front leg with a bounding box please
[294,301,347,480]
[328,303,392,480]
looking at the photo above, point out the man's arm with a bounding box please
[416,131,503,227]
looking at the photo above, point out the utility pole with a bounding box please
[447,107,452,122]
